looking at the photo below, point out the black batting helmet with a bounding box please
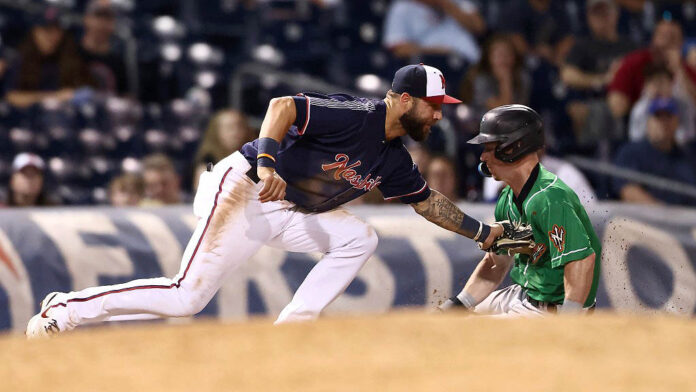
[467,104,544,163]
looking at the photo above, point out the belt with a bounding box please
[207,161,260,183]
[527,295,597,314]
[246,166,260,183]
[527,296,559,313]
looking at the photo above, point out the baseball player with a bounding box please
[440,105,601,316]
[27,64,523,337]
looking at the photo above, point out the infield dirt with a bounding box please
[2,311,695,391]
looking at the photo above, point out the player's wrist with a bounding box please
[438,291,475,312]
[559,299,583,313]
[460,215,490,242]
[257,137,280,168]
[455,291,476,309]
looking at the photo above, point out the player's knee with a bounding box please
[353,225,379,256]
[363,226,379,254]
[177,293,210,316]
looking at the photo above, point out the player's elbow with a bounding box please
[563,253,595,302]
[268,96,295,113]
[411,191,436,216]
[263,96,297,133]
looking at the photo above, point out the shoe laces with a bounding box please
[44,319,59,334]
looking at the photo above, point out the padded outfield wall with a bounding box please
[0,202,695,332]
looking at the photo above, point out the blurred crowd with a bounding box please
[1,0,696,209]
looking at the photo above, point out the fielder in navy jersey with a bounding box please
[240,92,433,212]
[27,64,507,337]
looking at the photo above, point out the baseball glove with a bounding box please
[486,220,535,255]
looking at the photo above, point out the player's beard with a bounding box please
[399,107,430,142]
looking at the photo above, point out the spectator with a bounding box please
[79,0,129,96]
[5,6,94,108]
[141,153,182,205]
[382,0,486,63]
[561,0,637,148]
[499,0,574,66]
[498,0,575,148]
[612,97,696,206]
[4,153,56,207]
[193,109,255,190]
[460,34,531,119]
[628,65,695,146]
[108,173,144,206]
[608,19,696,119]
[425,154,459,201]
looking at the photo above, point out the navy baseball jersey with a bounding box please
[240,93,431,212]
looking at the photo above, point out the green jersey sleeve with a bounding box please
[538,201,595,269]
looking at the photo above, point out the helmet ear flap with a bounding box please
[495,139,524,162]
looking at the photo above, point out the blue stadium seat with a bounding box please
[144,128,169,153]
[47,156,93,186]
[85,156,119,187]
[9,127,38,153]
[78,128,105,154]
[0,157,11,184]
[57,184,94,205]
[0,124,10,155]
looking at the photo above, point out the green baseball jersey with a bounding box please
[494,164,601,307]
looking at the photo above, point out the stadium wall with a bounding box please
[1,203,695,332]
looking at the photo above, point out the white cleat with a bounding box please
[26,292,64,339]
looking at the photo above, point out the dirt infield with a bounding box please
[2,311,695,392]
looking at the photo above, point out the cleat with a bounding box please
[25,292,65,339]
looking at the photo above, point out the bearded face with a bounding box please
[399,102,432,142]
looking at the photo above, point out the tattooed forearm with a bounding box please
[412,190,478,237]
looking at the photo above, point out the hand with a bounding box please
[437,298,471,313]
[257,166,286,203]
[643,81,658,98]
[479,223,503,250]
[665,48,682,73]
[480,221,535,254]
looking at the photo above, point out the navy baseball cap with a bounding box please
[392,64,462,104]
[648,97,678,115]
[31,6,64,27]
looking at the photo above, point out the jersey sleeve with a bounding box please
[537,200,595,269]
[378,147,431,204]
[290,94,368,138]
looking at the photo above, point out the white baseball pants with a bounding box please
[45,152,378,331]
[472,284,548,318]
